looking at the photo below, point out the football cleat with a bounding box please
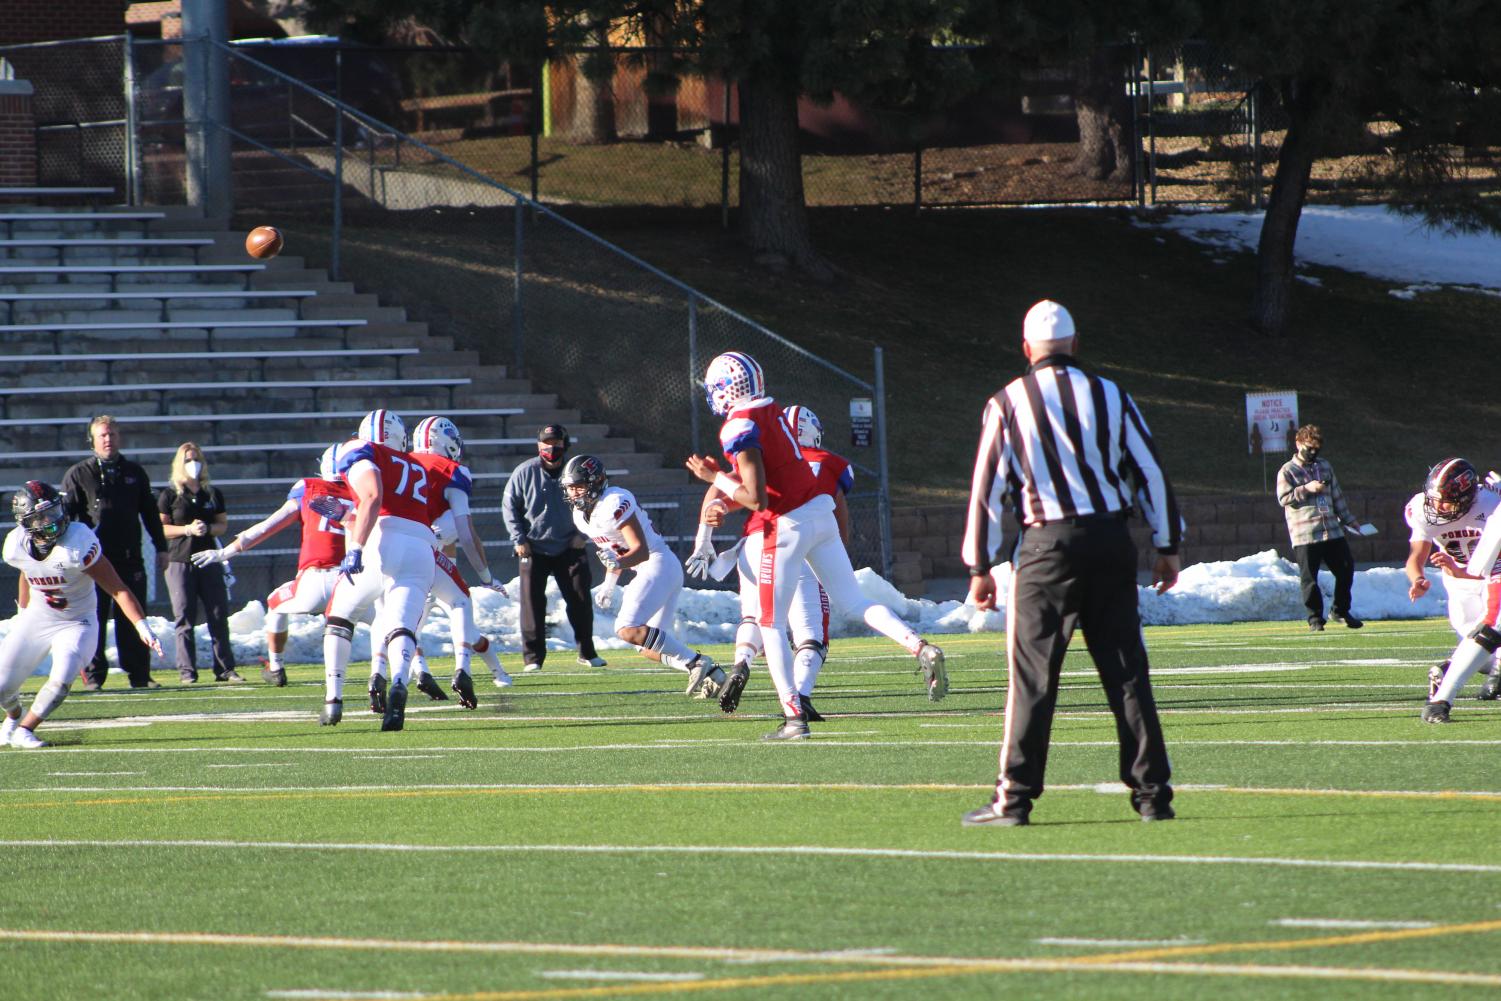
[1328,612,1363,629]
[382,682,408,732]
[452,671,478,710]
[415,672,449,702]
[718,661,751,714]
[319,699,343,726]
[368,675,387,714]
[763,716,810,741]
[260,660,287,687]
[9,725,45,750]
[1422,700,1452,724]
[798,693,826,722]
[493,666,514,688]
[684,654,719,696]
[1480,671,1501,701]
[577,655,607,668]
[1429,661,1449,700]
[0,715,17,745]
[917,642,948,702]
[696,674,724,700]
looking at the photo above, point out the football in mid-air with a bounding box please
[244,225,284,260]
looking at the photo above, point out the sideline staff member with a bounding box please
[62,415,169,690]
[961,300,1181,827]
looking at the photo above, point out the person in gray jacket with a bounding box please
[1277,424,1363,632]
[501,424,605,670]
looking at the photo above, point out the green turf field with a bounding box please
[3,618,1500,1000]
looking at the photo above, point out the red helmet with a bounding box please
[1423,457,1479,525]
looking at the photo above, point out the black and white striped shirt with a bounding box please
[962,354,1181,570]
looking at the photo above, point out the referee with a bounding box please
[961,300,1181,827]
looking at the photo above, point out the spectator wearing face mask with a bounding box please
[61,415,170,690]
[1277,424,1363,632]
[500,424,605,671]
[158,442,241,683]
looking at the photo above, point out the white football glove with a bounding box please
[595,582,621,611]
[685,521,717,580]
[596,548,621,572]
[707,539,744,581]
[190,548,230,568]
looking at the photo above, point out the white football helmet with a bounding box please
[317,444,339,482]
[784,404,823,449]
[411,416,463,461]
[703,352,765,417]
[356,409,406,450]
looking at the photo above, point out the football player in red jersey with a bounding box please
[685,352,947,740]
[193,444,352,687]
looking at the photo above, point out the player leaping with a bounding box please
[684,352,946,741]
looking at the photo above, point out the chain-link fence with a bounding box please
[0,35,129,194]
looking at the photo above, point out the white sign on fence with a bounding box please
[1245,391,1298,454]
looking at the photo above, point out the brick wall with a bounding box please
[890,489,1416,591]
[0,83,38,189]
[0,0,126,45]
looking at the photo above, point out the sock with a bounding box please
[638,626,701,673]
[863,604,923,655]
[1435,638,1491,703]
[761,625,800,718]
[793,643,826,698]
[323,634,350,701]
[734,618,763,666]
[477,645,505,679]
[413,648,430,678]
[369,650,388,682]
[389,635,418,688]
[454,645,472,677]
[265,646,283,671]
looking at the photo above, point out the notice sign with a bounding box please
[1245,391,1298,454]
[850,398,873,448]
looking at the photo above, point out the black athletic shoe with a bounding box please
[763,716,810,740]
[415,671,449,701]
[961,803,1029,827]
[1139,805,1177,822]
[319,699,343,726]
[382,682,408,732]
[260,662,287,687]
[718,661,751,714]
[452,671,478,710]
[1329,612,1363,629]
[1422,700,1452,724]
[368,675,387,714]
[1479,672,1501,701]
[1308,618,1326,633]
[798,693,825,722]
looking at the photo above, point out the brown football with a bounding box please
[244,225,284,260]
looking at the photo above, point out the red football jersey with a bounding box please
[411,452,472,523]
[720,400,819,531]
[336,439,452,526]
[802,446,854,500]
[286,478,351,570]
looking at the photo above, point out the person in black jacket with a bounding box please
[158,441,240,684]
[61,415,170,690]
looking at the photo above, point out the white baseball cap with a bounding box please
[1023,299,1076,344]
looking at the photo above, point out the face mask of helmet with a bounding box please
[560,456,606,515]
[18,499,67,557]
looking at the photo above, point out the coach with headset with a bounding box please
[61,415,170,690]
[501,424,606,671]
[961,300,1181,827]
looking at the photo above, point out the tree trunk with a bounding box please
[737,73,831,280]
[565,29,616,144]
[1251,77,1327,337]
[1069,47,1133,183]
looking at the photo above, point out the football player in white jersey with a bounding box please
[560,455,725,694]
[1407,458,1501,712]
[0,481,163,749]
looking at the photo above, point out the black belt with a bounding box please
[1027,511,1128,529]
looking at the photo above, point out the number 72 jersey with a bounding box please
[336,439,470,527]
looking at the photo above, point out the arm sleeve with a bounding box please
[444,485,471,517]
[61,465,90,522]
[961,396,1010,570]
[1276,464,1305,508]
[836,464,855,495]
[1120,392,1182,555]
[239,499,300,547]
[156,488,174,520]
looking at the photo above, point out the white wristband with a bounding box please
[478,566,493,585]
[712,472,740,498]
[346,542,362,555]
[694,520,715,548]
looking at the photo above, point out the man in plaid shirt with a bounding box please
[1277,424,1364,632]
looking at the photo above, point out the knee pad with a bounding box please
[794,639,827,659]
[471,636,489,654]
[1471,624,1501,653]
[30,679,71,720]
[384,627,417,650]
[325,616,354,643]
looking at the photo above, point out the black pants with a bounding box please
[86,557,154,688]
[165,561,236,680]
[1294,538,1355,622]
[993,516,1172,818]
[519,547,597,667]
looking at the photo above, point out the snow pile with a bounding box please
[1,551,1455,674]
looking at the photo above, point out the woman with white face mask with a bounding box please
[158,442,240,683]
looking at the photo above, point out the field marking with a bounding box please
[1272,919,1437,930]
[538,972,704,983]
[268,992,427,999]
[7,926,1501,995]
[351,755,447,761]
[44,771,142,777]
[7,839,1501,875]
[206,763,295,769]
[1036,937,1207,948]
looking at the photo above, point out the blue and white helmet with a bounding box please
[411,416,463,461]
[784,404,823,449]
[703,352,765,417]
[318,444,339,482]
[356,409,406,450]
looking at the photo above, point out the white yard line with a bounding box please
[1036,937,1207,947]
[350,755,446,761]
[206,763,295,769]
[45,771,142,777]
[537,970,705,982]
[5,839,1501,874]
[1271,918,1438,930]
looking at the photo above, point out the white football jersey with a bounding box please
[1405,486,1501,575]
[3,521,103,622]
[571,485,664,558]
